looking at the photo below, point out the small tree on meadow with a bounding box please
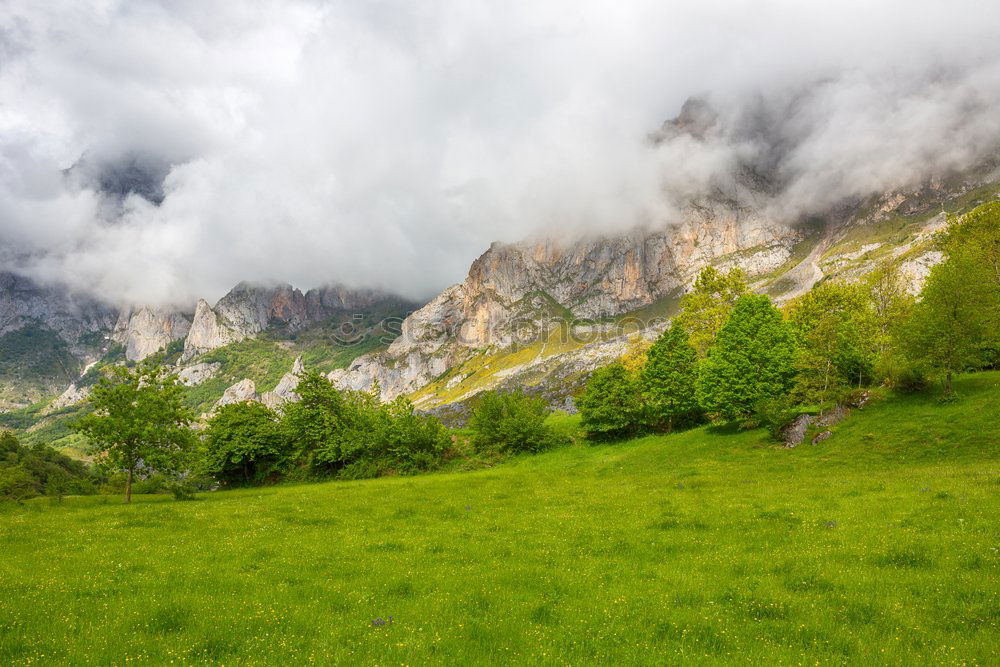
[639,322,701,431]
[675,266,749,357]
[577,362,642,438]
[74,360,193,503]
[785,281,871,407]
[697,294,795,423]
[202,402,289,485]
[905,255,989,395]
[469,390,560,454]
[864,260,914,370]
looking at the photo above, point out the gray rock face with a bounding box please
[183,299,246,360]
[781,414,815,448]
[45,383,91,413]
[215,379,258,408]
[261,356,304,409]
[0,272,116,350]
[327,203,797,401]
[177,362,221,387]
[112,306,191,361]
[182,283,414,359]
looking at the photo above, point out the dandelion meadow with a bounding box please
[2,373,999,664]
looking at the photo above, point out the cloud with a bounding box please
[2,0,999,306]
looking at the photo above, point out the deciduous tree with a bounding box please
[639,322,701,431]
[697,294,795,423]
[74,360,193,503]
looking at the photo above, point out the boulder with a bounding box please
[781,414,814,447]
[811,430,833,445]
[177,362,222,387]
[215,379,258,409]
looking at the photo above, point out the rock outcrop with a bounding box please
[261,357,304,409]
[182,283,415,359]
[177,362,221,387]
[183,299,247,360]
[0,272,116,350]
[111,306,191,361]
[215,379,258,408]
[45,383,91,413]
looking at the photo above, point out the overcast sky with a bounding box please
[2,0,1000,307]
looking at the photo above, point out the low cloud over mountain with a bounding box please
[2,0,999,306]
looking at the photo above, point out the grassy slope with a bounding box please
[1,374,999,664]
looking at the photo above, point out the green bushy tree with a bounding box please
[577,362,642,438]
[905,255,990,395]
[0,464,37,503]
[280,370,353,468]
[74,360,193,502]
[785,282,872,408]
[697,294,795,423]
[469,390,562,454]
[675,266,749,357]
[281,371,448,477]
[202,402,289,485]
[372,397,451,473]
[639,323,701,431]
[0,430,99,500]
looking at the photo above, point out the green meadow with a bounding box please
[2,374,999,664]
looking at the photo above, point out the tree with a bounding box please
[281,371,449,477]
[905,255,989,395]
[202,402,289,485]
[377,397,451,472]
[942,202,1000,301]
[577,362,642,437]
[280,370,353,469]
[469,390,561,454]
[784,282,872,406]
[639,322,701,431]
[863,260,914,365]
[74,360,193,503]
[697,294,795,423]
[675,266,749,356]
[939,202,1000,358]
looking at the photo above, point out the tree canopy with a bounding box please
[74,360,193,502]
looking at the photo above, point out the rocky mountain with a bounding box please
[0,273,117,409]
[0,273,415,419]
[0,272,117,351]
[324,164,1000,410]
[112,306,192,362]
[183,282,412,360]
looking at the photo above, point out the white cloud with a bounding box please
[1,0,999,306]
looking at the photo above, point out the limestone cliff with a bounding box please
[182,282,412,359]
[0,272,116,351]
[111,306,191,361]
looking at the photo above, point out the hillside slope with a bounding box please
[2,373,997,664]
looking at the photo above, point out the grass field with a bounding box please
[2,374,999,664]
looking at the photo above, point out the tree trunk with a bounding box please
[946,369,954,396]
[125,467,133,504]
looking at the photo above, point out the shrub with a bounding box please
[282,371,449,478]
[378,397,451,472]
[754,396,801,440]
[577,363,642,438]
[202,402,289,486]
[469,390,563,454]
[0,464,39,502]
